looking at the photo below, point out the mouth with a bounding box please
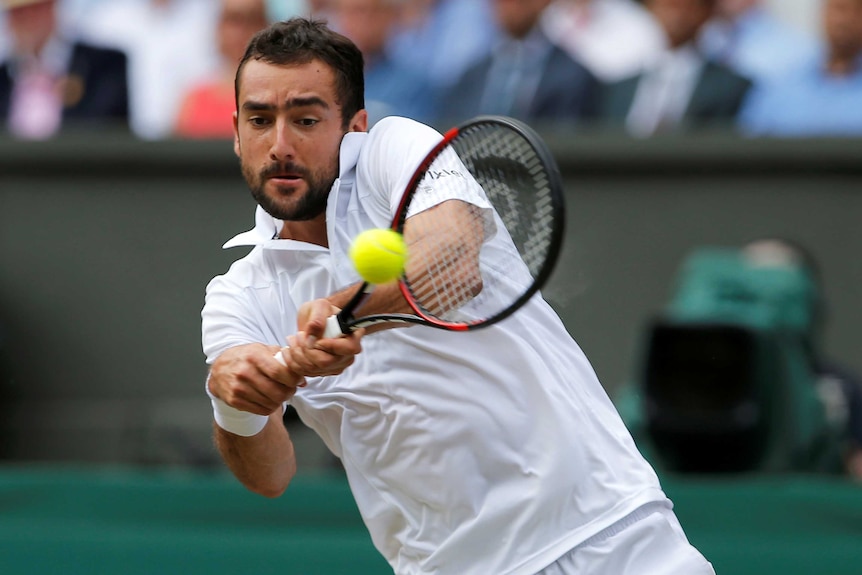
[268,171,303,183]
[265,172,306,193]
[260,161,308,191]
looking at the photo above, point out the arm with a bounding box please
[208,300,363,496]
[400,199,484,318]
[213,408,295,498]
[319,199,485,332]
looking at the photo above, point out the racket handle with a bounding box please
[274,350,286,365]
[323,315,345,338]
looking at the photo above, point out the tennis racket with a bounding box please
[322,115,565,338]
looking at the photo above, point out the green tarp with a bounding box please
[1,466,861,574]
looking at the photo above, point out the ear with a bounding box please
[348,109,368,133]
[233,111,241,157]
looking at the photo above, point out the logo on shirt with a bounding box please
[426,169,465,180]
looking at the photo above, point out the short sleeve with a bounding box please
[355,117,445,219]
[201,274,270,365]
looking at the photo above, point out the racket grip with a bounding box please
[274,350,286,365]
[323,315,345,338]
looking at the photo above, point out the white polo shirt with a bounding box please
[202,116,667,575]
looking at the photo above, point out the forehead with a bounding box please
[237,58,340,106]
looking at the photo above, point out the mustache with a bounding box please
[260,161,309,179]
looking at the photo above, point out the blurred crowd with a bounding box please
[1,0,861,140]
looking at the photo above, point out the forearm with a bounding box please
[322,202,483,327]
[214,408,297,498]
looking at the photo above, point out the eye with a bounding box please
[298,117,319,127]
[248,116,271,127]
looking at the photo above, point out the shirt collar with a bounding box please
[222,130,367,249]
[653,43,702,74]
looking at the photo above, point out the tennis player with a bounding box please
[202,17,715,575]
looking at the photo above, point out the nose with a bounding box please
[269,119,296,162]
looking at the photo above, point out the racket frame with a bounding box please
[330,115,566,336]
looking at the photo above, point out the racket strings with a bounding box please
[404,201,487,320]
[455,124,557,274]
[403,120,560,324]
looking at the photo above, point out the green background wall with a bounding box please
[1,131,861,465]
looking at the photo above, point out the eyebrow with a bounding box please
[241,96,330,112]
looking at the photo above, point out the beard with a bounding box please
[242,158,337,222]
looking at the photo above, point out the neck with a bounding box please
[277,214,328,247]
[667,37,693,52]
[14,36,50,60]
[507,16,540,41]
[826,51,861,76]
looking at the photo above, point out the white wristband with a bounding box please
[206,378,268,437]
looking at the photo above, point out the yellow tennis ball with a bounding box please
[350,228,408,284]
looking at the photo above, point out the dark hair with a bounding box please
[235,18,365,127]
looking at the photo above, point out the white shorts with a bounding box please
[536,502,716,575]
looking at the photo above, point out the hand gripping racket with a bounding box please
[322,115,566,338]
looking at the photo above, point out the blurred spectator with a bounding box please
[765,0,822,39]
[598,0,751,137]
[0,0,129,139]
[78,0,219,140]
[738,0,862,136]
[438,0,598,127]
[174,0,269,139]
[387,0,498,91]
[618,236,862,478]
[330,0,438,125]
[0,8,9,58]
[541,0,667,83]
[741,238,862,480]
[265,0,332,20]
[266,0,310,20]
[699,0,818,83]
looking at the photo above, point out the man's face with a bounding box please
[647,0,715,48]
[824,0,862,60]
[217,0,269,65]
[6,0,57,55]
[332,0,395,57]
[493,0,552,39]
[715,0,757,19]
[233,58,364,222]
